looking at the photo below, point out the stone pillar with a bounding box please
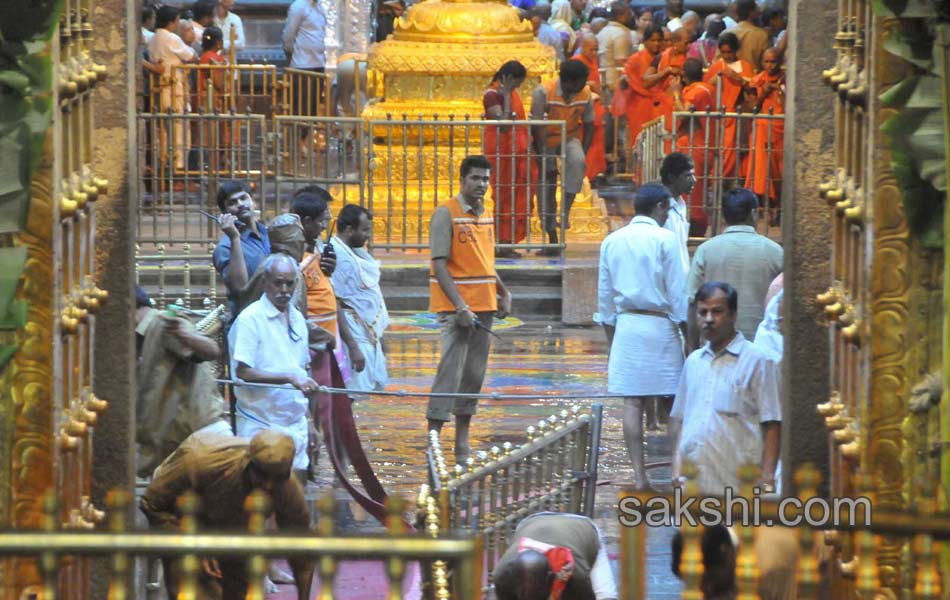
[780,0,836,496]
[90,0,136,594]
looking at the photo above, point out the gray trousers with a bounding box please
[426,311,495,422]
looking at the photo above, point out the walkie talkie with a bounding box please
[320,218,336,276]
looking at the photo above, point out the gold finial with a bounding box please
[490,446,501,461]
[453,464,464,479]
[502,442,512,456]
[466,457,476,473]
[525,426,536,441]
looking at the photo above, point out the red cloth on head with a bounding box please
[517,536,575,600]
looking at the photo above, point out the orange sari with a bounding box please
[704,58,755,178]
[745,70,785,201]
[656,48,686,133]
[623,48,661,145]
[676,82,714,234]
[573,54,607,180]
[482,84,535,244]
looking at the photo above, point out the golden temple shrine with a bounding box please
[363,0,608,246]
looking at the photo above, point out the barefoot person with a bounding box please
[595,183,687,489]
[426,155,512,464]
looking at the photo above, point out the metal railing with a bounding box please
[134,243,221,308]
[135,112,574,256]
[673,108,785,239]
[421,403,603,593]
[365,115,568,254]
[628,109,786,240]
[0,489,482,599]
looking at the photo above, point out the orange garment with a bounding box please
[482,84,535,244]
[428,198,497,313]
[301,251,339,338]
[745,70,785,200]
[676,82,715,234]
[540,79,593,149]
[704,58,755,178]
[572,55,607,180]
[656,48,687,133]
[623,48,661,145]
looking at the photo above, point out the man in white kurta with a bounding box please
[330,205,389,398]
[670,282,782,496]
[595,183,687,490]
[229,254,319,475]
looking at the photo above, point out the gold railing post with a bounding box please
[177,491,200,600]
[680,462,704,600]
[244,490,270,600]
[735,464,761,600]
[316,492,338,600]
[106,490,131,600]
[619,491,646,600]
[385,496,408,600]
[41,493,60,600]
[794,465,821,599]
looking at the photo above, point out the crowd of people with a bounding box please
[596,151,784,495]
[140,0,788,243]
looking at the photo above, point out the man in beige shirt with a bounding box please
[721,0,769,71]
[595,0,633,92]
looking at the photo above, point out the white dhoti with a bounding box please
[607,312,684,396]
[235,405,310,471]
[341,308,388,399]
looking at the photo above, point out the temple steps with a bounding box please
[380,263,563,320]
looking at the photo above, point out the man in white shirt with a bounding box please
[595,183,687,490]
[330,204,390,398]
[283,0,329,151]
[283,0,328,71]
[229,253,320,479]
[670,282,781,496]
[148,6,197,171]
[214,0,245,53]
[659,152,696,275]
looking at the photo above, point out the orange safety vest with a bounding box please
[301,251,339,337]
[541,78,592,149]
[428,197,498,313]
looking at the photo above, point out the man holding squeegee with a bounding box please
[426,155,512,465]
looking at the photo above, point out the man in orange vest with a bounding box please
[530,60,595,255]
[427,155,512,464]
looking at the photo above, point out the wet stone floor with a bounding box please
[304,316,683,599]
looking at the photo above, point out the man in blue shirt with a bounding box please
[212,180,271,316]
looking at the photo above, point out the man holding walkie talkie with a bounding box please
[426,155,512,465]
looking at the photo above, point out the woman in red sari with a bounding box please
[483,61,533,258]
[623,24,678,146]
[704,32,755,180]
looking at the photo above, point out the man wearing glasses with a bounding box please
[228,253,319,482]
[212,180,272,319]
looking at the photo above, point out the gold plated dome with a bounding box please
[393,0,535,43]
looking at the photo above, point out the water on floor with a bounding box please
[300,316,682,599]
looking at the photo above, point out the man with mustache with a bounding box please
[212,180,271,319]
[228,253,319,483]
[669,281,781,495]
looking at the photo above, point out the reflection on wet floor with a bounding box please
[311,317,682,598]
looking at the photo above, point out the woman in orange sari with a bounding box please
[623,24,678,146]
[573,37,607,183]
[704,32,755,180]
[483,60,534,258]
